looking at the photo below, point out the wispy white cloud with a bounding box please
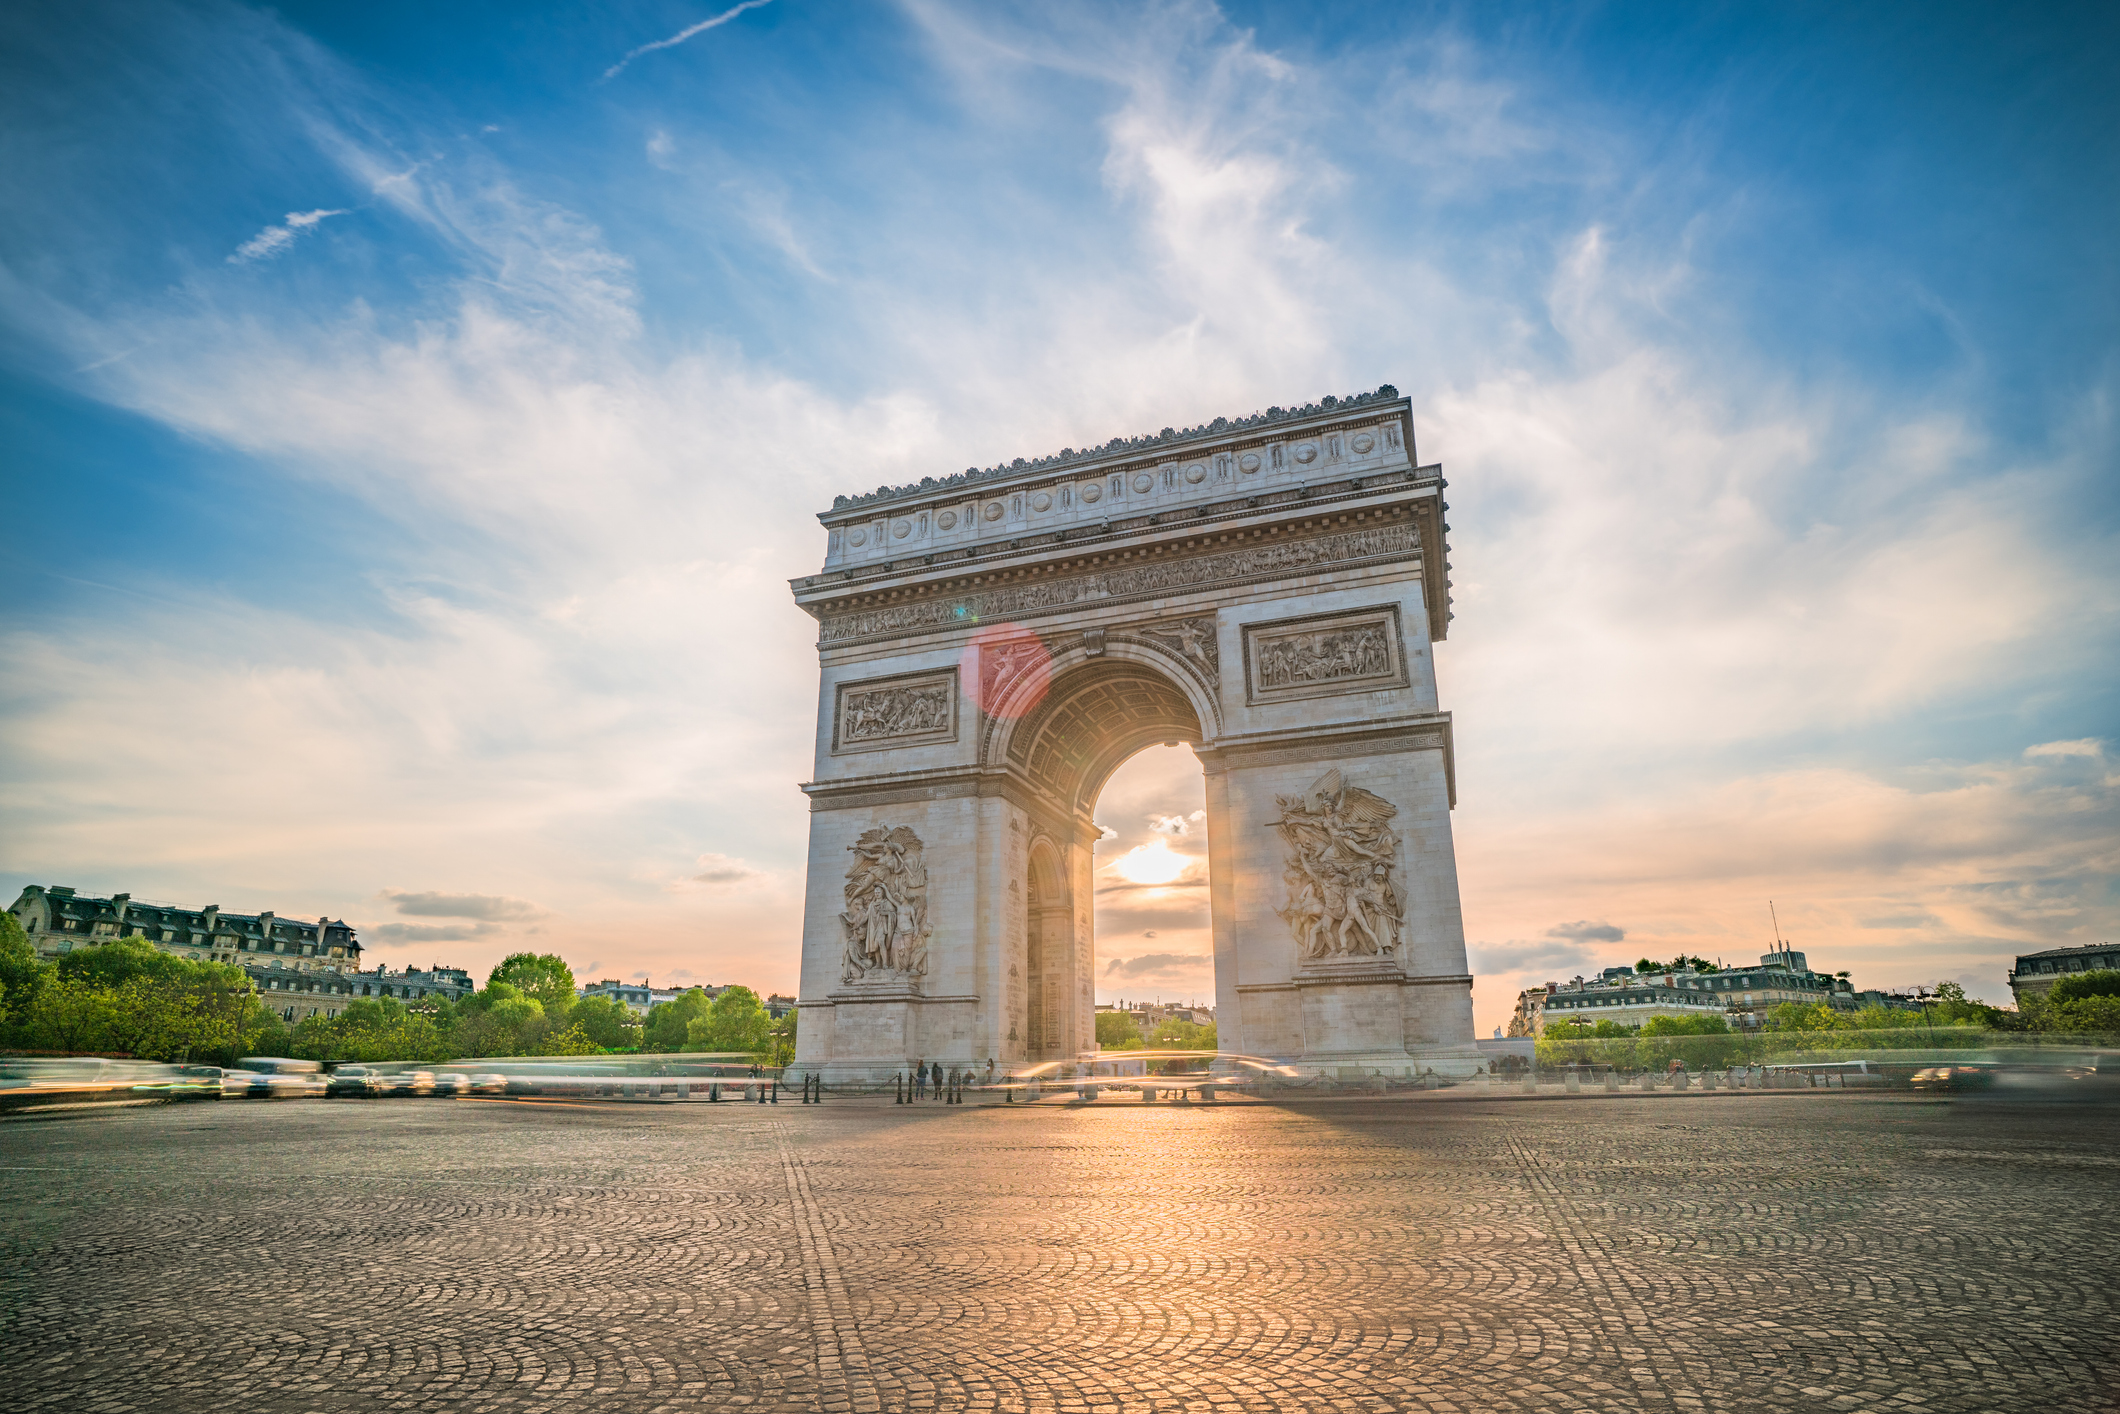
[229,207,347,263]
[603,0,774,82]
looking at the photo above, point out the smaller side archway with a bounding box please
[1022,834,1075,1061]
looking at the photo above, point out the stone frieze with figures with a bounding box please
[832,669,958,754]
[1242,605,1407,705]
[816,521,1418,646]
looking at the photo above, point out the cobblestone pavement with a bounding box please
[2,1091,2115,1413]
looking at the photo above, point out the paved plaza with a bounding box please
[1,1091,2114,1414]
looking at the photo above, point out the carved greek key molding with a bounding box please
[1242,605,1407,705]
[818,522,1417,645]
[832,669,958,754]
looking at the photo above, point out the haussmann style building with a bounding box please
[7,885,474,1024]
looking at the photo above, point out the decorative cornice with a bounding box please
[827,386,1407,514]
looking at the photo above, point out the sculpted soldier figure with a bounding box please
[840,825,931,982]
[1268,768,1406,960]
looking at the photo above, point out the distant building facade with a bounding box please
[2008,943,2120,1007]
[1098,1000,1216,1035]
[580,979,687,1015]
[1508,948,1924,1036]
[7,884,473,1026]
[11,885,360,968]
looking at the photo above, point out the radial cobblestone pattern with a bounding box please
[2,1093,2114,1413]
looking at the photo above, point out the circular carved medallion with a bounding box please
[1080,483,1102,503]
[1239,452,1261,473]
[1031,491,1053,512]
[1183,463,1206,483]
[1293,442,1319,463]
[1131,471,1154,493]
[983,501,1005,522]
[1351,432,1376,454]
[937,510,957,530]
[892,520,912,539]
[847,528,868,547]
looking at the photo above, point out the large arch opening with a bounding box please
[1090,744,1214,1036]
[990,651,1213,1063]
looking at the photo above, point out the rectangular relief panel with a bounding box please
[1241,604,1407,705]
[832,668,959,754]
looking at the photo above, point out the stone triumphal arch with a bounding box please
[789,386,1479,1078]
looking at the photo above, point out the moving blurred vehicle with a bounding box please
[467,1073,506,1095]
[429,1073,470,1098]
[226,1057,326,1099]
[0,1057,220,1110]
[325,1065,383,1098]
[382,1070,436,1097]
[1911,1065,1994,1093]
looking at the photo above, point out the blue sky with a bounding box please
[3,0,2115,1028]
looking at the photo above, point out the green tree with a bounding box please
[451,982,546,1057]
[0,910,49,1029]
[686,986,773,1054]
[768,1006,798,1068]
[568,994,641,1050]
[55,936,193,988]
[1147,1017,1216,1050]
[2048,969,2120,1005]
[1765,1001,1826,1032]
[1930,980,2004,1027]
[20,976,117,1053]
[643,988,714,1051]
[528,1023,602,1056]
[1636,955,1717,975]
[1095,1011,1143,1050]
[487,953,577,1019]
[1640,1015,1729,1036]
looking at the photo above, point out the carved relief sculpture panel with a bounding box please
[1134,615,1220,686]
[1242,605,1406,705]
[840,825,932,984]
[1269,768,1406,962]
[833,669,958,753]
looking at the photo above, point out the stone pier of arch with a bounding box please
[788,388,1483,1081]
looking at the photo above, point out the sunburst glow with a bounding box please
[1107,838,1192,886]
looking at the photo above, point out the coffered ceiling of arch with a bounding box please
[1008,666,1203,815]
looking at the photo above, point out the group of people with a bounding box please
[906,1058,997,1098]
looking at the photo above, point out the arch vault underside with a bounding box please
[788,388,1481,1079]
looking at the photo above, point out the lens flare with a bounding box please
[963,622,1051,719]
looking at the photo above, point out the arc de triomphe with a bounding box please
[789,386,1479,1079]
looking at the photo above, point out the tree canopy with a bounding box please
[1095,1011,1143,1050]
[643,987,714,1051]
[685,986,774,1054]
[487,953,576,1016]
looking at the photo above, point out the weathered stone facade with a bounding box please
[789,389,1479,1079]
